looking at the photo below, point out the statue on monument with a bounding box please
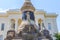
[26,12,30,22]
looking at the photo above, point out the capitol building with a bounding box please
[0,0,58,40]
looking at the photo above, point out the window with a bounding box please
[1,23,4,31]
[42,23,45,28]
[0,35,3,40]
[48,23,51,30]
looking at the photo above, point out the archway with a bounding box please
[38,19,42,30]
[11,19,15,29]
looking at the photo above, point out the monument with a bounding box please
[5,0,53,40]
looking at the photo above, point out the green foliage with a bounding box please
[55,33,60,40]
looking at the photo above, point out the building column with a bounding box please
[15,20,18,33]
[40,21,43,32]
[41,21,43,31]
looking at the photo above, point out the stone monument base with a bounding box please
[42,39,49,40]
[12,38,49,40]
[12,39,22,40]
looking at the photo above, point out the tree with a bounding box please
[55,33,60,40]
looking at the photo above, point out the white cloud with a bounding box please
[0,8,8,13]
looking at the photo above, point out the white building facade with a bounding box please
[0,0,58,40]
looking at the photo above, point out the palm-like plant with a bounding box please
[55,33,60,40]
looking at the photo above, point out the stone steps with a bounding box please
[12,39,22,40]
[12,38,49,40]
[42,39,49,40]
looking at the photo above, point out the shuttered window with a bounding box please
[48,23,51,30]
[1,23,4,31]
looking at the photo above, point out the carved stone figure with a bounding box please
[4,30,15,40]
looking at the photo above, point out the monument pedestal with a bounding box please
[42,39,49,40]
[12,39,22,40]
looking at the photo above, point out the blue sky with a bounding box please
[0,0,60,32]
